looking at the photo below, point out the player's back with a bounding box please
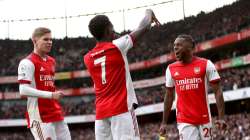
[84,35,137,120]
[84,42,129,120]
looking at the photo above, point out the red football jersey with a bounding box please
[165,57,220,124]
[18,53,64,127]
[84,35,138,120]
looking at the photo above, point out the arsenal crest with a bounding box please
[194,67,200,74]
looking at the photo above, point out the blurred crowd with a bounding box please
[0,66,249,119]
[0,113,250,140]
[0,0,250,76]
[220,67,250,91]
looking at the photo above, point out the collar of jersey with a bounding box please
[32,52,47,61]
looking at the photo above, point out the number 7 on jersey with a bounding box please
[94,56,107,84]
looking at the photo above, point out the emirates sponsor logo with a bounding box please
[40,75,55,87]
[40,75,54,81]
[176,77,203,91]
[176,78,202,86]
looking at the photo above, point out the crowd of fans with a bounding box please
[221,67,250,91]
[0,0,250,76]
[0,66,249,119]
[0,101,26,119]
[1,44,249,93]
[0,113,250,140]
[61,96,95,116]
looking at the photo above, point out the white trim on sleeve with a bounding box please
[165,66,175,88]
[18,59,34,82]
[206,60,220,82]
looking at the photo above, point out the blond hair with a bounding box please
[32,27,51,38]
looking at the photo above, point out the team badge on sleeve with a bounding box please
[18,64,27,77]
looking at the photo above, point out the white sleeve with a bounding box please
[18,59,52,98]
[206,60,220,82]
[112,34,133,54]
[18,59,34,82]
[165,66,175,88]
[19,84,52,98]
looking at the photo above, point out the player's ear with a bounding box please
[105,27,113,40]
[186,42,193,51]
[103,27,108,38]
[32,37,37,46]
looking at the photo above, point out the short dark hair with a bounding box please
[88,15,112,41]
[177,34,195,48]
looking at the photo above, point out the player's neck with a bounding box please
[181,56,193,64]
[98,37,112,43]
[33,50,47,59]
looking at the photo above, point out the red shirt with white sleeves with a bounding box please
[18,53,64,127]
[84,35,138,120]
[165,57,220,124]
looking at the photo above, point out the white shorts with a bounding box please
[30,120,71,140]
[177,122,212,140]
[95,109,140,140]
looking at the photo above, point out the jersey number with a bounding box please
[203,127,212,138]
[94,56,107,84]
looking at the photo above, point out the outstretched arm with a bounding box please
[130,9,160,41]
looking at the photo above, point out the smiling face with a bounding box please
[33,33,52,54]
[173,37,194,62]
[31,27,52,57]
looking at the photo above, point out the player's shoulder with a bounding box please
[86,42,115,57]
[168,61,181,68]
[195,56,208,62]
[19,53,33,64]
[83,51,91,63]
[83,49,98,64]
[112,34,130,42]
[18,58,34,68]
[112,34,133,46]
[26,53,40,63]
[193,57,214,72]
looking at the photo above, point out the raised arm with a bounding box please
[130,9,160,41]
